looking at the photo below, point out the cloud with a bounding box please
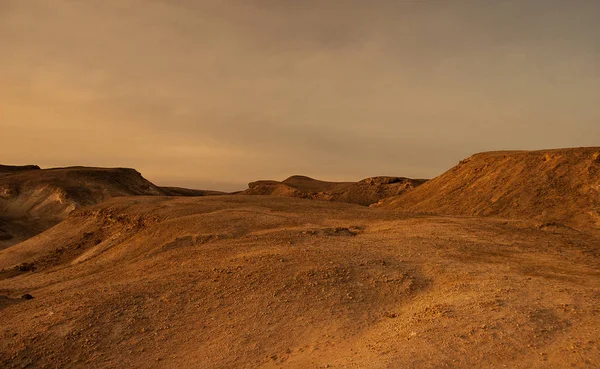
[1,0,600,190]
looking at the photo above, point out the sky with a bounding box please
[1,0,599,191]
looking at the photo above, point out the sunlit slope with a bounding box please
[379,148,600,230]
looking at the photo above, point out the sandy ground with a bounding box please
[1,196,599,368]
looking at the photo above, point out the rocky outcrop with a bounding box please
[243,175,427,206]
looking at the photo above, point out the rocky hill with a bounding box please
[0,166,163,248]
[243,175,427,206]
[378,147,600,230]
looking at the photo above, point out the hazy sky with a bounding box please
[1,0,599,190]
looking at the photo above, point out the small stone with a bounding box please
[21,294,34,300]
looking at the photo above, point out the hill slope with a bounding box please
[379,147,600,230]
[243,175,427,206]
[0,166,164,248]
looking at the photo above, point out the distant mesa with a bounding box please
[243,174,427,206]
[0,164,41,173]
[159,187,226,197]
[377,147,600,230]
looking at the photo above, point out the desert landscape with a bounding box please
[1,147,599,368]
[2,1,599,368]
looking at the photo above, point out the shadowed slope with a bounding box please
[378,147,600,230]
[0,165,229,248]
[0,165,41,174]
[244,175,427,206]
[0,166,163,248]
